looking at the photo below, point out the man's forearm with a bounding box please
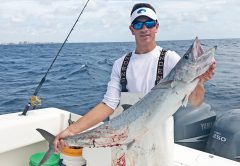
[189,60,216,107]
[188,83,205,107]
[67,103,114,134]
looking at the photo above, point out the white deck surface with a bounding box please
[0,108,239,166]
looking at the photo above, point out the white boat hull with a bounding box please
[0,108,239,166]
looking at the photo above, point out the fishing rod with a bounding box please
[21,0,91,115]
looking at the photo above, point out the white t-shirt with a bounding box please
[102,46,181,110]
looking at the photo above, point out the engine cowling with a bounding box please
[174,103,216,151]
[206,109,240,162]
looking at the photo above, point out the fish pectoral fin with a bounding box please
[182,93,190,107]
[181,78,200,107]
[125,139,135,150]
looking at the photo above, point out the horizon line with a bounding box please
[1,37,239,45]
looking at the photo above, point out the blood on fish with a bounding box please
[116,154,126,166]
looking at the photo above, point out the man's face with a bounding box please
[130,16,159,44]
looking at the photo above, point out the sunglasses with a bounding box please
[132,20,157,30]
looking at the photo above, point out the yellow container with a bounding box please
[61,147,86,166]
[62,147,83,156]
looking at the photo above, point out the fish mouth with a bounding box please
[195,46,216,65]
[187,37,216,65]
[186,46,216,82]
[192,37,204,60]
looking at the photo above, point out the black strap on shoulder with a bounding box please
[120,52,132,92]
[155,49,168,85]
[120,49,167,92]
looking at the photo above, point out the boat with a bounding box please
[1,106,240,166]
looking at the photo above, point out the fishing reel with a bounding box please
[30,96,41,107]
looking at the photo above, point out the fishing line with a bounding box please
[21,0,91,115]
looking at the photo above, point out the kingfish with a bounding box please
[36,37,216,166]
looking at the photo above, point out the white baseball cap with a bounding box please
[130,7,157,24]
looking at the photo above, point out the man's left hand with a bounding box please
[199,59,216,84]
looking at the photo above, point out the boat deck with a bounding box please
[0,108,239,166]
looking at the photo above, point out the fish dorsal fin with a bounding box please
[151,80,174,90]
[122,104,133,111]
[110,92,145,119]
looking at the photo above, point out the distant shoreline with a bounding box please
[1,37,239,45]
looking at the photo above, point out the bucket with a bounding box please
[60,147,86,166]
[29,152,60,166]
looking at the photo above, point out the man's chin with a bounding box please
[140,36,153,42]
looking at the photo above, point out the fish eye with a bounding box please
[184,55,189,59]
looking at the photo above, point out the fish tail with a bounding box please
[36,128,56,166]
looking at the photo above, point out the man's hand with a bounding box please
[189,59,216,107]
[54,128,74,153]
[199,59,216,84]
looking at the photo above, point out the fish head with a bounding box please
[165,37,217,83]
[183,37,204,61]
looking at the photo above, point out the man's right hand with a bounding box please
[54,128,74,153]
[53,103,113,153]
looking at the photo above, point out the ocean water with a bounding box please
[0,39,239,116]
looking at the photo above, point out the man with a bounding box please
[54,3,216,165]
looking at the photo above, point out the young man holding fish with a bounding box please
[54,3,216,165]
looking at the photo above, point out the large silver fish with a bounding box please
[36,37,216,166]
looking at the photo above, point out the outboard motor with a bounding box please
[174,103,216,151]
[206,109,240,162]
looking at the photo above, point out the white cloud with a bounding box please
[0,0,239,43]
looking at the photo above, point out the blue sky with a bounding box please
[0,0,239,43]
